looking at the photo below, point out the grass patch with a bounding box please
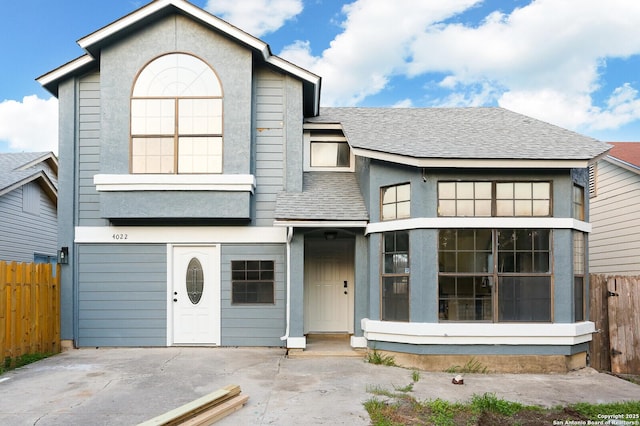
[364,377,640,426]
[366,349,396,366]
[411,370,420,382]
[444,357,488,374]
[1,352,52,374]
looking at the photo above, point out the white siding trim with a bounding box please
[94,174,255,193]
[361,319,595,346]
[366,217,591,234]
[287,337,306,349]
[75,226,287,243]
[273,220,368,228]
[351,147,590,169]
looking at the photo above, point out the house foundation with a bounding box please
[374,351,588,374]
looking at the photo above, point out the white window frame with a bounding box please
[303,130,355,172]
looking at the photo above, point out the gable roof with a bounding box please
[605,142,640,173]
[37,0,320,116]
[274,172,369,226]
[307,107,611,168]
[0,152,58,203]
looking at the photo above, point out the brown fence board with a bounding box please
[0,262,60,360]
[589,274,611,371]
[608,276,640,374]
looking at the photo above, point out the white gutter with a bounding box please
[280,226,294,343]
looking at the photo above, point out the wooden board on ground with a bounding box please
[138,384,249,426]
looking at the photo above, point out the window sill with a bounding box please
[94,174,256,193]
[361,319,595,346]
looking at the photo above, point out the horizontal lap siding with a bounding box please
[254,70,285,226]
[590,160,640,275]
[0,185,57,262]
[78,73,105,226]
[221,244,286,346]
[77,244,167,346]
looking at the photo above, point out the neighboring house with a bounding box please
[0,152,58,263]
[589,142,640,275]
[38,0,610,370]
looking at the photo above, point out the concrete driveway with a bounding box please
[0,347,638,425]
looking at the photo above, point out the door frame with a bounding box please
[303,237,355,334]
[166,244,221,346]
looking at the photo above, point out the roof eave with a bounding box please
[604,155,640,174]
[36,55,96,97]
[39,0,321,113]
[0,171,58,204]
[351,147,598,169]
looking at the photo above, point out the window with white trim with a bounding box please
[438,229,552,322]
[438,181,551,217]
[131,53,223,174]
[381,183,410,221]
[304,129,354,171]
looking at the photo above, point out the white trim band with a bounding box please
[94,174,256,192]
[75,226,287,244]
[366,217,591,234]
[273,220,368,228]
[361,319,595,346]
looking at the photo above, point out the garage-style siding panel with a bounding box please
[221,244,286,346]
[77,244,167,346]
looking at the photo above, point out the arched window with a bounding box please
[131,53,223,174]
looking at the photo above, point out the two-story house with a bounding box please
[38,0,610,372]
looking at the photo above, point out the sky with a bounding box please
[2,0,640,154]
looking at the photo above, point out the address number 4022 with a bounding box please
[112,233,128,240]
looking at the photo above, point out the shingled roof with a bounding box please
[275,172,368,223]
[607,142,640,170]
[0,152,58,202]
[307,107,610,162]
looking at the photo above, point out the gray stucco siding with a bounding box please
[99,191,251,220]
[77,244,167,347]
[220,244,286,346]
[98,14,253,176]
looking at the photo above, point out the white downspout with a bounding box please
[280,226,294,344]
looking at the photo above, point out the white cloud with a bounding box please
[281,0,481,106]
[0,96,58,154]
[279,0,640,133]
[204,0,303,37]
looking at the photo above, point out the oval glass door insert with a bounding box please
[186,258,204,304]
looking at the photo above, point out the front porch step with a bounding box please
[286,334,366,359]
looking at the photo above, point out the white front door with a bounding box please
[171,245,220,345]
[304,239,354,333]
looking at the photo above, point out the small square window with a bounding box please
[231,260,275,304]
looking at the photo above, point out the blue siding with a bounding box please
[77,72,105,226]
[220,244,286,346]
[77,244,167,347]
[254,69,285,226]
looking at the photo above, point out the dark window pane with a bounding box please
[574,277,584,322]
[382,277,409,321]
[498,276,550,321]
[439,252,456,272]
[395,231,409,252]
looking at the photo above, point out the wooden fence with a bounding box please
[0,262,60,360]
[590,274,640,374]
